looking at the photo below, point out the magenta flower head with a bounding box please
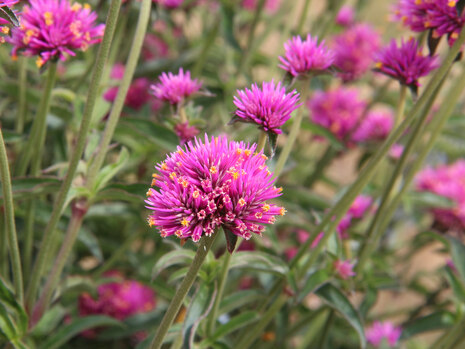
[154,0,184,9]
[0,0,19,33]
[333,259,356,279]
[332,24,381,82]
[337,194,373,238]
[150,68,202,106]
[352,110,394,143]
[366,321,402,348]
[374,38,438,93]
[416,160,465,231]
[79,271,156,339]
[308,86,367,141]
[174,121,199,145]
[232,80,301,135]
[279,34,334,77]
[145,135,285,251]
[242,0,281,14]
[393,0,464,46]
[9,0,104,68]
[336,5,355,27]
[104,63,150,110]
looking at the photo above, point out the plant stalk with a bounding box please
[0,128,23,304]
[25,0,122,309]
[149,234,218,349]
[296,0,312,35]
[257,131,267,152]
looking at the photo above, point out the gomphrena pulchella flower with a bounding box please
[9,0,104,67]
[150,68,202,106]
[145,135,285,250]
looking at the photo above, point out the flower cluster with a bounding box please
[9,0,104,67]
[416,160,465,231]
[337,194,373,239]
[393,0,464,46]
[279,34,334,77]
[150,68,202,106]
[374,38,438,89]
[366,321,402,348]
[104,63,151,110]
[79,271,156,338]
[352,110,394,143]
[233,81,301,134]
[307,86,367,141]
[333,259,356,279]
[332,24,381,81]
[145,135,285,242]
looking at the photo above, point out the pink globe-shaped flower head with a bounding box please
[241,0,281,14]
[352,109,394,144]
[333,259,356,279]
[393,0,464,46]
[154,0,184,9]
[279,34,334,78]
[374,38,438,93]
[332,23,381,82]
[232,80,301,135]
[79,271,156,339]
[336,5,355,27]
[145,135,285,251]
[150,68,202,106]
[307,86,367,142]
[366,321,402,348]
[9,0,105,68]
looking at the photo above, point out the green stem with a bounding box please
[0,215,7,278]
[296,0,312,35]
[192,18,220,77]
[377,66,465,236]
[274,80,310,178]
[16,63,57,176]
[206,251,232,336]
[31,201,87,326]
[432,316,465,349]
[22,202,35,280]
[86,0,152,189]
[149,234,218,349]
[235,295,287,349]
[394,85,407,129]
[237,0,266,77]
[16,57,27,135]
[304,145,336,188]
[0,128,23,304]
[355,79,443,275]
[257,131,267,152]
[316,310,335,349]
[25,0,122,310]
[291,25,465,273]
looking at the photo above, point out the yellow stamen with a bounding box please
[181,217,189,227]
[209,166,217,174]
[36,57,44,68]
[238,198,246,207]
[44,11,53,26]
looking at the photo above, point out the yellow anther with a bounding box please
[261,154,268,160]
[161,162,168,171]
[181,217,189,227]
[147,217,155,227]
[146,189,152,197]
[193,190,200,198]
[71,3,82,11]
[36,57,44,68]
[231,172,239,180]
[209,166,217,174]
[255,212,263,219]
[44,11,53,26]
[84,3,91,9]
[262,204,270,212]
[238,198,246,207]
[1,26,9,34]
[169,172,177,180]
[244,149,251,156]
[236,149,242,155]
[414,0,421,4]
[279,207,286,216]
[375,61,383,69]
[448,0,457,7]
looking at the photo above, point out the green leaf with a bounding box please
[297,270,330,303]
[315,283,366,349]
[220,4,241,51]
[94,182,147,203]
[116,118,178,151]
[0,177,61,201]
[92,147,130,194]
[280,186,329,211]
[0,278,28,336]
[405,192,455,209]
[444,266,465,303]
[401,311,455,339]
[38,316,123,349]
[229,251,288,276]
[301,120,344,150]
[359,288,377,318]
[210,311,259,341]
[448,237,465,285]
[30,305,67,337]
[2,130,23,143]
[78,227,103,263]
[219,290,263,314]
[152,249,196,279]
[0,6,19,26]
[0,303,16,340]
[98,311,161,340]
[182,283,216,348]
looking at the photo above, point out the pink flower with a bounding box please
[352,110,394,143]
[233,81,301,134]
[332,24,381,81]
[150,68,202,105]
[336,5,355,27]
[374,38,438,89]
[145,135,285,243]
[393,0,464,46]
[174,122,199,145]
[333,259,356,279]
[1,0,19,7]
[241,0,281,13]
[366,321,402,347]
[389,143,404,159]
[416,160,465,231]
[154,0,183,9]
[337,195,373,239]
[308,86,367,141]
[279,34,334,77]
[142,33,170,61]
[103,63,150,110]
[79,271,156,339]
[9,0,104,67]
